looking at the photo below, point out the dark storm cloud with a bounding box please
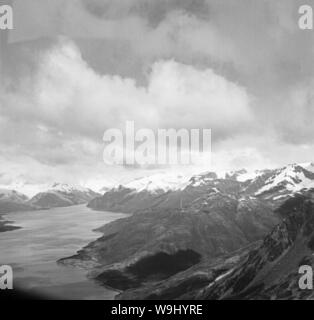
[82,0,210,24]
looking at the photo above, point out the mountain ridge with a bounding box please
[0,183,101,213]
[89,163,314,213]
[29,183,100,209]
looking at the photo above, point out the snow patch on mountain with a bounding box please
[189,172,218,187]
[236,171,263,182]
[48,183,94,194]
[0,188,28,202]
[300,162,314,173]
[256,164,314,195]
[224,169,266,182]
[121,173,193,193]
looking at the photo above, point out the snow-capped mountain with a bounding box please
[61,163,314,301]
[62,162,314,301]
[254,164,314,196]
[89,163,314,213]
[227,169,268,182]
[89,171,210,212]
[188,172,218,187]
[0,189,33,213]
[121,173,193,193]
[88,169,258,213]
[29,183,100,209]
[48,183,95,194]
[0,189,28,203]
[299,162,314,173]
[2,162,314,212]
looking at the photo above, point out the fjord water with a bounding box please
[0,205,128,299]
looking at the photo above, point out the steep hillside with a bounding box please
[61,164,314,299]
[60,185,279,292]
[119,193,314,300]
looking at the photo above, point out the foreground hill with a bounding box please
[197,193,314,300]
[116,192,314,300]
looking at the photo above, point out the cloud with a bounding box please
[2,39,253,137]
[10,0,313,92]
[148,59,252,131]
[273,81,314,144]
[9,0,245,71]
[0,39,254,184]
[2,0,314,188]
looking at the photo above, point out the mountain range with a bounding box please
[88,163,314,213]
[2,162,314,299]
[0,183,100,214]
[28,183,100,209]
[60,162,314,300]
[0,189,33,214]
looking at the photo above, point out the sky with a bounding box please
[1,0,314,194]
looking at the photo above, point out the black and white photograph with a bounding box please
[1,0,314,308]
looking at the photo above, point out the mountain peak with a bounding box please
[255,164,314,196]
[117,173,193,193]
[0,188,28,202]
[49,183,91,194]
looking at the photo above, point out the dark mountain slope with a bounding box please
[197,193,314,300]
[115,193,314,300]
[60,189,279,292]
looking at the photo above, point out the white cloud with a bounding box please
[32,40,252,132]
[2,39,253,139]
[148,60,252,129]
[0,39,255,186]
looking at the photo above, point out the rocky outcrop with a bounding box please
[196,193,314,300]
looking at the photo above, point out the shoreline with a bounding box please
[0,206,129,299]
[0,214,21,233]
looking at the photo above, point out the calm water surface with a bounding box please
[0,205,127,300]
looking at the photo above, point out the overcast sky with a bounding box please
[1,0,314,192]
